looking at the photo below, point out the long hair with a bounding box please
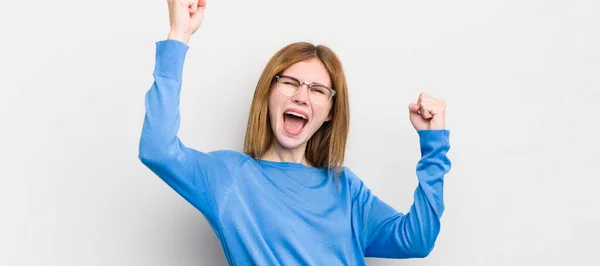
[243,42,350,179]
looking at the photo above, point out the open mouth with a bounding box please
[283,110,309,136]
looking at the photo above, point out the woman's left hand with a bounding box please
[408,93,446,131]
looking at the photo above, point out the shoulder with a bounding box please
[338,166,368,198]
[339,166,357,180]
[207,149,253,172]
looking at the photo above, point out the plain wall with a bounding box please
[2,0,599,265]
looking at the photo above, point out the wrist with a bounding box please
[168,30,191,45]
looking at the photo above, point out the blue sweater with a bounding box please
[139,39,452,265]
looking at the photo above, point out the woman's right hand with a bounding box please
[167,0,207,44]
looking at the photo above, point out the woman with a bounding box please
[139,0,452,265]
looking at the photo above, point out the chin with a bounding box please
[273,124,309,150]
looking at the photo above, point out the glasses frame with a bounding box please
[274,74,336,104]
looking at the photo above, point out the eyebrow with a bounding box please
[281,74,330,87]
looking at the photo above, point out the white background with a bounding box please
[2,0,599,265]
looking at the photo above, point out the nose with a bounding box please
[291,84,310,105]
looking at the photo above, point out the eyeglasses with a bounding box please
[274,74,336,105]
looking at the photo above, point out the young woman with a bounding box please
[139,0,452,265]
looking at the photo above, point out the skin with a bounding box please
[260,59,333,166]
[167,0,206,45]
[166,0,447,166]
[409,93,447,131]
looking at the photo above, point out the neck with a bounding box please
[260,140,312,167]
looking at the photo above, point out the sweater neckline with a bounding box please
[256,159,326,172]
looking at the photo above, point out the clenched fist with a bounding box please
[167,0,207,44]
[408,93,446,131]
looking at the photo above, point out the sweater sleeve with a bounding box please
[138,40,231,223]
[350,130,451,258]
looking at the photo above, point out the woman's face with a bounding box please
[268,58,334,150]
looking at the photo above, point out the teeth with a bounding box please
[285,111,307,120]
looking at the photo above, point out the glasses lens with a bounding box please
[277,76,300,96]
[309,85,332,104]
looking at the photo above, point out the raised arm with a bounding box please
[351,130,451,258]
[352,94,451,258]
[138,0,228,221]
